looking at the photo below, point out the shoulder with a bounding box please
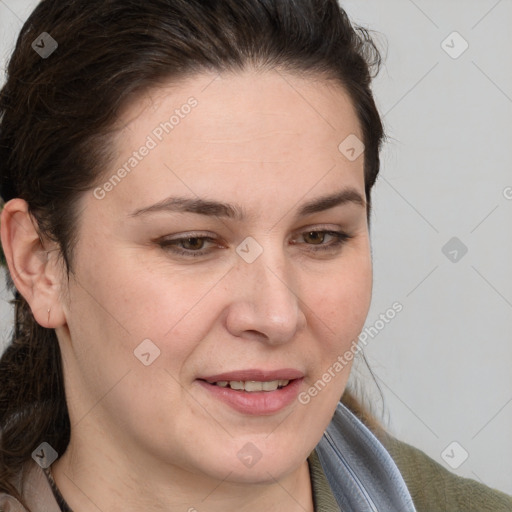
[0,467,27,511]
[375,429,512,512]
[0,493,28,511]
[0,462,61,512]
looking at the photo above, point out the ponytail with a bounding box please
[0,287,70,501]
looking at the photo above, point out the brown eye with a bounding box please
[181,237,206,250]
[303,231,326,245]
[293,230,352,253]
[158,234,219,258]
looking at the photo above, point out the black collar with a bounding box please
[43,467,73,512]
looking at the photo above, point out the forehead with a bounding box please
[119,69,362,152]
[94,70,365,219]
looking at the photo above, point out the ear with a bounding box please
[0,198,67,328]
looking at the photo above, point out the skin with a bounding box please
[1,69,373,511]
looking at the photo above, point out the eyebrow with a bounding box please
[129,187,366,220]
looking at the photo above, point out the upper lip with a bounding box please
[200,368,304,383]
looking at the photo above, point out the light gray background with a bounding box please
[1,0,511,495]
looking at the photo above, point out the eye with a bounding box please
[158,234,220,258]
[292,230,352,252]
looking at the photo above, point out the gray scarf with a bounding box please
[316,402,417,511]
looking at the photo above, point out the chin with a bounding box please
[221,461,297,485]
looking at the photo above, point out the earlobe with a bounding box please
[0,198,67,328]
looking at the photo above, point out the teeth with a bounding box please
[245,381,270,392]
[213,380,290,392]
[260,381,278,391]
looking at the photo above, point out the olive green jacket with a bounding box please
[379,430,512,512]
[307,428,512,511]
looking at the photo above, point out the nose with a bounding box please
[224,245,307,345]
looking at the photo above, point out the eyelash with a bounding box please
[157,230,353,258]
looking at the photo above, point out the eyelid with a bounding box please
[161,230,218,241]
[292,223,347,235]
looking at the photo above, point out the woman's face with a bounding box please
[57,70,372,486]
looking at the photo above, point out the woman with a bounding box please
[0,1,510,511]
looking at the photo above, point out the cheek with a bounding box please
[299,258,372,408]
[303,249,372,372]
[70,247,217,343]
[312,256,372,332]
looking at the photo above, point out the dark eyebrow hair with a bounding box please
[129,188,366,220]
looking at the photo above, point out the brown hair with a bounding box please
[0,0,385,504]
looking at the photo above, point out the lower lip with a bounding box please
[197,378,303,415]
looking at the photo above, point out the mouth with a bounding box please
[199,368,303,390]
[196,369,304,415]
[200,379,292,392]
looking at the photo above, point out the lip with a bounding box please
[200,368,304,383]
[196,368,304,416]
[197,372,303,416]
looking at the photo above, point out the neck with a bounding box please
[52,428,314,512]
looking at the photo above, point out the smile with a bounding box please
[212,380,290,392]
